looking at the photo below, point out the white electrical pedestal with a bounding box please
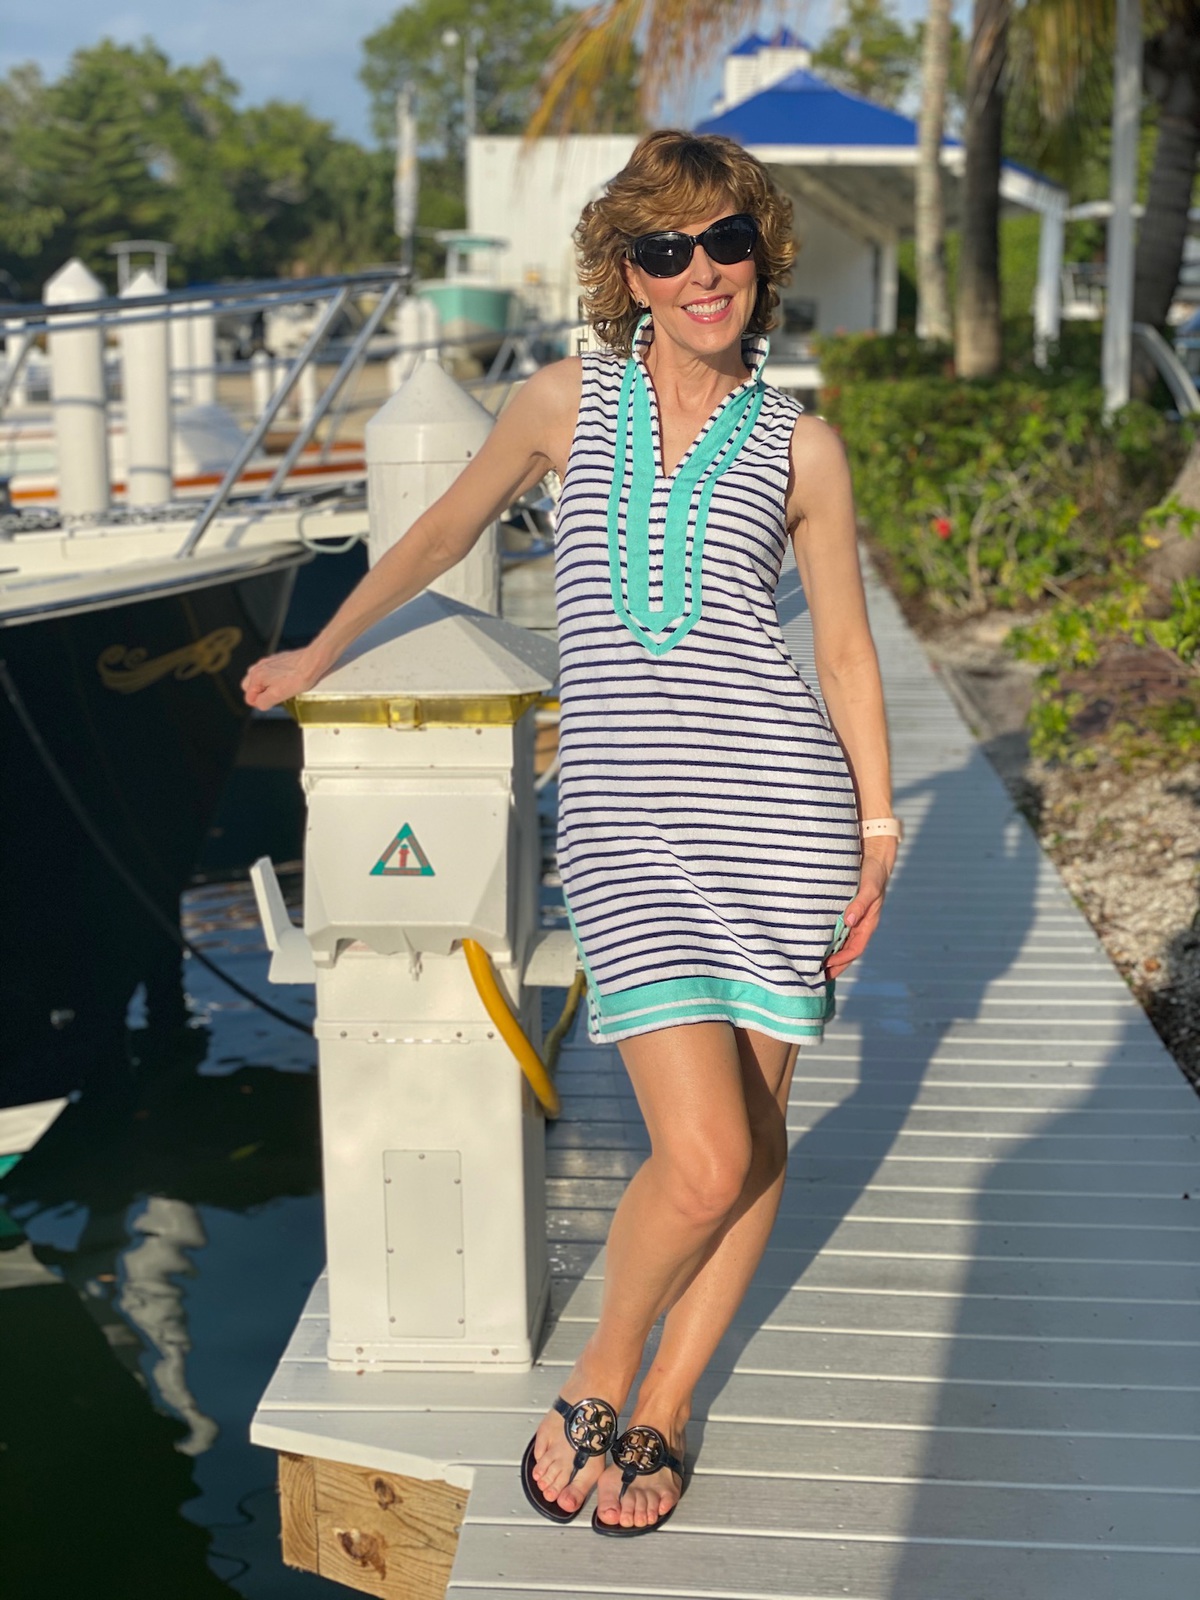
[253,589,568,1372]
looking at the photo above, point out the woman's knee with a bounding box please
[659,1138,754,1225]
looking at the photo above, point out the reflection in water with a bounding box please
[0,885,329,1596]
[120,1196,219,1458]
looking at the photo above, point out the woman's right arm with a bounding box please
[241,356,582,710]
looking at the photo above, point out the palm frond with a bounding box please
[526,0,649,141]
[526,0,767,140]
[1017,0,1113,124]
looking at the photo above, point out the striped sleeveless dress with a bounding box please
[553,317,862,1047]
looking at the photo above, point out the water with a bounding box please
[0,552,563,1594]
[0,882,333,1596]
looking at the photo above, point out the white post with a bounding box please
[877,238,899,335]
[170,312,195,406]
[365,360,500,613]
[45,258,111,518]
[388,296,427,393]
[298,360,319,427]
[420,296,440,360]
[120,267,173,506]
[4,323,30,411]
[1034,201,1066,368]
[250,349,272,420]
[1103,0,1141,414]
[191,305,217,407]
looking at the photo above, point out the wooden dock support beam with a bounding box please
[278,1452,469,1600]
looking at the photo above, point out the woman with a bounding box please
[242,129,898,1538]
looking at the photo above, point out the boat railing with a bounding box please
[0,266,585,558]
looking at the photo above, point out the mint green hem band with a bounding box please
[593,998,833,1041]
[598,972,834,1023]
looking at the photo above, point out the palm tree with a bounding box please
[956,0,1011,376]
[916,0,955,343]
[1134,6,1200,329]
[528,0,1011,371]
[528,0,1198,386]
[1016,0,1199,336]
[527,0,746,139]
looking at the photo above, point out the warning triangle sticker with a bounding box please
[370,822,435,877]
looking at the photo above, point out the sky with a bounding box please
[1,0,965,146]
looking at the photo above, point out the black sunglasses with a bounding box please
[627,212,760,279]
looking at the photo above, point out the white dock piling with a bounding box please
[191,305,217,407]
[250,350,272,420]
[388,295,440,393]
[297,360,319,427]
[120,267,172,506]
[365,360,500,613]
[169,311,194,406]
[4,322,30,411]
[45,258,111,518]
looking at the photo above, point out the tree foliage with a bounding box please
[812,0,923,110]
[0,40,397,297]
[360,0,644,153]
[360,0,642,277]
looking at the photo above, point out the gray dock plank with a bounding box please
[450,1529,1195,1600]
[257,545,1200,1597]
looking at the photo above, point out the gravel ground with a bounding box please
[914,605,1200,1096]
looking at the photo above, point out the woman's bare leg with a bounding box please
[529,1020,753,1514]
[594,1029,799,1528]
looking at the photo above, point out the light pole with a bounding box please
[394,82,418,275]
[441,27,479,146]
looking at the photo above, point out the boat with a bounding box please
[0,268,401,1101]
[418,233,521,364]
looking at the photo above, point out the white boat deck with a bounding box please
[253,547,1200,1598]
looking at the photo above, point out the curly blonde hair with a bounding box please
[574,129,795,357]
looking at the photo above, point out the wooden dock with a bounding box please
[253,547,1200,1598]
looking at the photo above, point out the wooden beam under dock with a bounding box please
[278,1451,468,1599]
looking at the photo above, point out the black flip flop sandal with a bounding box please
[591,1423,686,1537]
[520,1395,619,1524]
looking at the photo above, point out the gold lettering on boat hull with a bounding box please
[97,627,244,694]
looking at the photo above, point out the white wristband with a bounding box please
[861,816,903,841]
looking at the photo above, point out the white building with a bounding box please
[467,32,1068,385]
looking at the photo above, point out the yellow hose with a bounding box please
[544,969,587,1067]
[462,938,574,1118]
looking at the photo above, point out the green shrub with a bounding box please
[1005,559,1200,767]
[816,336,1190,616]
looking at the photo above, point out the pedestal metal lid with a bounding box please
[290,589,558,727]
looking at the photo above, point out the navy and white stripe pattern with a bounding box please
[554,320,863,1046]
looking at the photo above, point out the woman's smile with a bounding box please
[680,293,733,323]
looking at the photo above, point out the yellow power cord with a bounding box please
[462,939,586,1119]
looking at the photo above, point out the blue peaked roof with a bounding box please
[698,68,939,148]
[728,28,812,57]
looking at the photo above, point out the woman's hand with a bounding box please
[241,644,329,712]
[825,846,893,980]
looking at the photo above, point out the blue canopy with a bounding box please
[695,61,1060,235]
[698,68,950,151]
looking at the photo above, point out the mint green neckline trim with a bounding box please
[607,313,768,656]
[631,311,770,408]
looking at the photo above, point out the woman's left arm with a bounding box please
[786,414,897,976]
